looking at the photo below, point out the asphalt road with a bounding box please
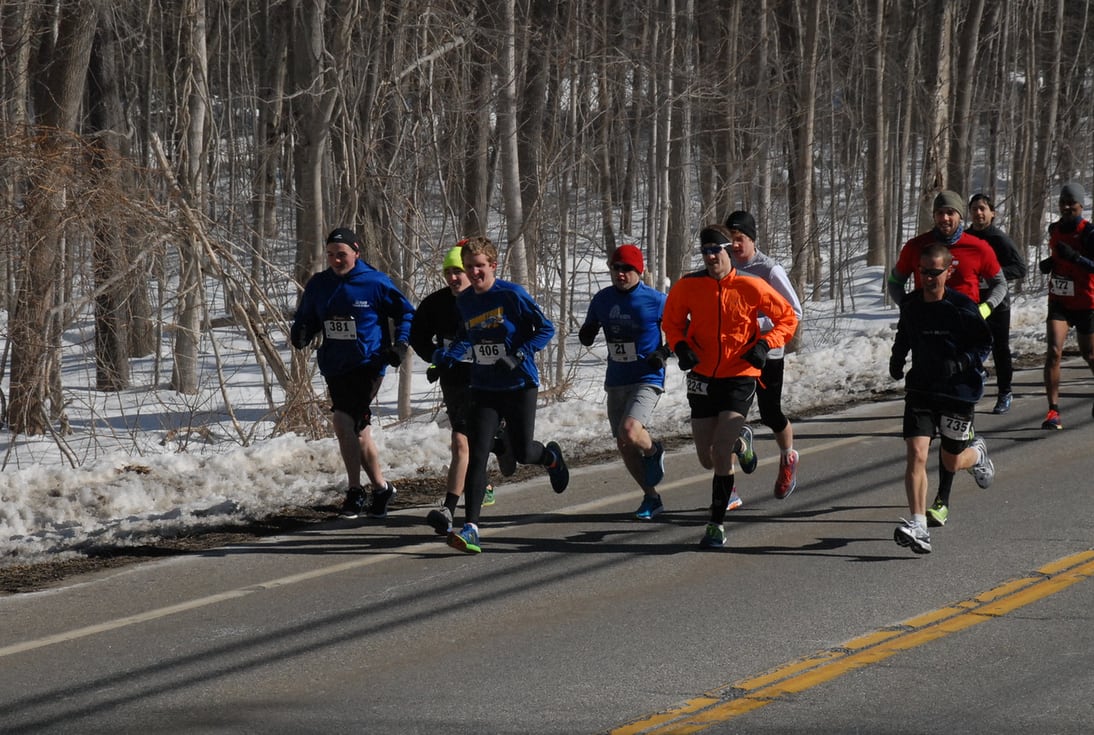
[1,362,1092,734]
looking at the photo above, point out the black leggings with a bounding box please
[986,305,1013,393]
[757,357,789,434]
[463,386,548,525]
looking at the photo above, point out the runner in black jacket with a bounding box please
[889,243,995,553]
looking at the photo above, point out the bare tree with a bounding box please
[9,0,100,435]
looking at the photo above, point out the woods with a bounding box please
[0,1,1091,450]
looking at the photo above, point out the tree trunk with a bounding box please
[170,0,209,395]
[9,0,99,435]
[87,9,132,391]
[864,0,889,268]
[498,0,527,283]
[947,0,985,196]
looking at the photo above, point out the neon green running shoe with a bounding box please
[926,498,949,527]
[483,484,496,507]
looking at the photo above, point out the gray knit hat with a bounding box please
[932,190,966,219]
[1060,182,1086,206]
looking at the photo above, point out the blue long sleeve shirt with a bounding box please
[291,260,415,378]
[447,279,555,391]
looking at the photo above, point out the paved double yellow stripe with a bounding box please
[613,550,1094,735]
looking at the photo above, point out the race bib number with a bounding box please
[686,374,710,396]
[940,414,973,441]
[324,318,356,340]
[1049,275,1075,297]
[607,340,638,362]
[473,342,504,365]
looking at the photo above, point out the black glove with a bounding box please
[674,340,699,371]
[743,339,770,369]
[1057,243,1081,263]
[290,321,313,350]
[941,355,968,378]
[578,322,599,347]
[495,351,523,373]
[426,364,442,383]
[889,354,904,380]
[383,341,409,367]
[1039,256,1054,274]
[646,345,671,369]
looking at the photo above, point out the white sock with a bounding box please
[913,514,927,528]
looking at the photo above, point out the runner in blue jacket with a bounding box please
[578,244,669,520]
[435,236,569,553]
[290,227,415,520]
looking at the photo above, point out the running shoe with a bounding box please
[926,498,949,527]
[642,441,666,487]
[699,523,727,549]
[726,488,743,511]
[494,425,517,477]
[992,392,1012,415]
[483,484,496,507]
[368,482,397,518]
[735,425,758,474]
[339,486,367,518]
[545,441,569,493]
[1042,409,1062,430]
[893,518,931,554]
[774,449,799,499]
[968,437,994,489]
[635,494,664,520]
[447,523,481,554]
[426,506,454,536]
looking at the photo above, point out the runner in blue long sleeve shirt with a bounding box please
[436,236,569,553]
[290,227,415,520]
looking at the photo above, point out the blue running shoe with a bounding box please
[447,523,481,554]
[736,425,758,474]
[992,392,1012,414]
[635,494,664,520]
[642,441,665,487]
[545,441,569,493]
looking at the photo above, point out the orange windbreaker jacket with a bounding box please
[663,267,799,378]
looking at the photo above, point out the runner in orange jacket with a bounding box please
[663,223,798,549]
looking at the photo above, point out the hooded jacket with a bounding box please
[292,260,415,378]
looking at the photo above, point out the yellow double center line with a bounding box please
[613,549,1094,735]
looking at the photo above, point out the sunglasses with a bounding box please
[700,244,727,256]
[610,263,636,273]
[919,267,947,277]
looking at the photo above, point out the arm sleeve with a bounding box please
[515,287,555,353]
[408,295,437,362]
[756,282,798,349]
[996,232,1027,281]
[887,267,909,304]
[760,265,802,334]
[981,270,1009,310]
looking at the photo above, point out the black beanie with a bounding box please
[724,210,757,242]
[326,227,361,252]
